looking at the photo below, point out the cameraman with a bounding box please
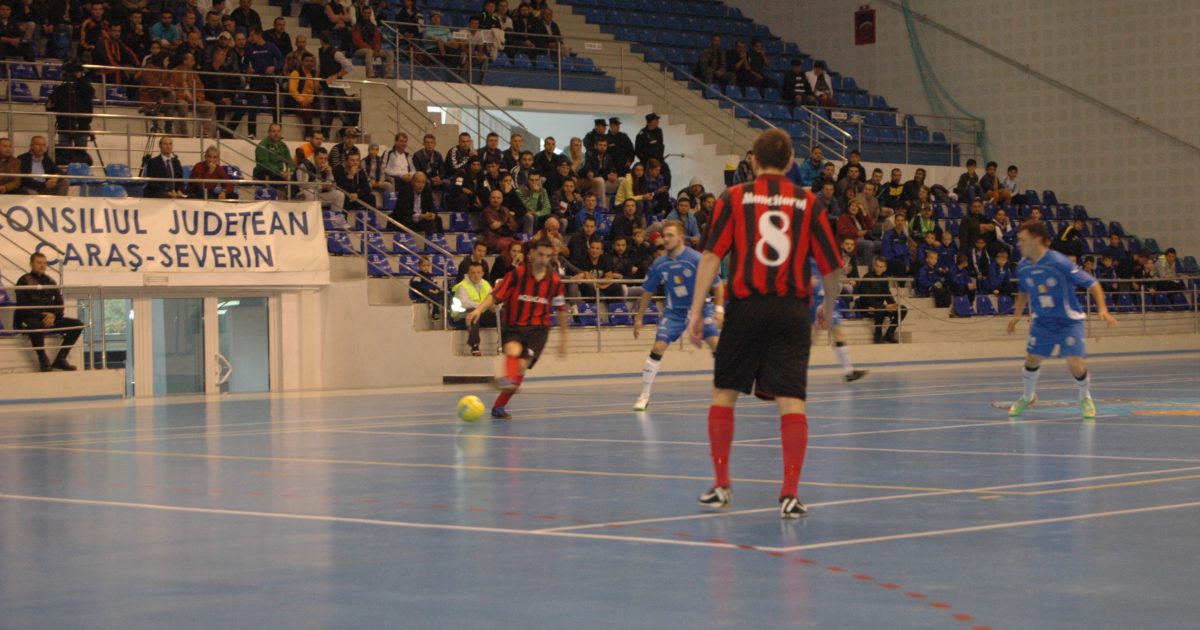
[45,61,94,166]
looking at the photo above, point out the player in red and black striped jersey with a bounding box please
[466,238,569,419]
[686,129,844,519]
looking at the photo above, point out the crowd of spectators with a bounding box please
[391,0,566,72]
[694,35,837,107]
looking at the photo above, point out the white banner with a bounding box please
[0,197,329,287]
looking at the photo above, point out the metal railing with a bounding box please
[0,284,108,373]
[817,106,982,165]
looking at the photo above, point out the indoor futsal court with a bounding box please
[2,354,1198,629]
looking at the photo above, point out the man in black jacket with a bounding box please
[392,171,442,235]
[333,152,373,212]
[143,136,187,198]
[634,113,664,165]
[532,136,560,177]
[15,253,82,371]
[583,136,617,210]
[17,136,66,195]
[854,257,908,343]
[606,117,635,176]
[782,58,815,106]
[45,61,94,166]
[411,133,445,193]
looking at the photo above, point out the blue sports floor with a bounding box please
[1,354,1199,629]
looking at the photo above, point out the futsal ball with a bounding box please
[457,395,486,422]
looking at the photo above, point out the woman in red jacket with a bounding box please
[837,198,880,266]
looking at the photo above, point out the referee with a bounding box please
[686,129,843,519]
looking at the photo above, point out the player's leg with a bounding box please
[1010,352,1044,416]
[698,387,738,508]
[830,323,867,382]
[701,300,759,509]
[635,323,672,410]
[492,338,528,419]
[774,396,809,518]
[756,297,813,519]
[1061,321,1094,419]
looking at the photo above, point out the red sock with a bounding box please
[707,405,735,487]
[505,356,521,382]
[780,413,809,499]
[493,375,523,409]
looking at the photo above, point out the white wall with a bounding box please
[728,0,1200,251]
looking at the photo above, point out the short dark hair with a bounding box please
[458,132,471,139]
[423,133,435,141]
[520,150,534,158]
[750,129,792,170]
[30,252,46,263]
[966,158,977,167]
[986,161,998,169]
[1019,220,1051,244]
[1007,165,1018,172]
[473,240,488,250]
[533,237,557,251]
[676,196,691,207]
[873,256,887,265]
[583,216,596,225]
[313,147,328,155]
[849,150,861,157]
[486,132,498,139]
[467,261,484,271]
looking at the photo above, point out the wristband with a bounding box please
[714,306,725,314]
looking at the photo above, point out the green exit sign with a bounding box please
[507,98,524,107]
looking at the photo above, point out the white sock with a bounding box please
[1075,370,1091,400]
[640,356,661,399]
[834,342,853,375]
[1022,365,1040,401]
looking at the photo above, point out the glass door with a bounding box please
[215,297,271,394]
[151,298,206,395]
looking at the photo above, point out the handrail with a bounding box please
[880,0,1200,156]
[382,21,531,139]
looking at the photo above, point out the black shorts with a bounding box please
[714,295,812,400]
[502,325,551,370]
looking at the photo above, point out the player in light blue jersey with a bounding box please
[632,220,724,411]
[1007,221,1117,419]
[810,260,868,382]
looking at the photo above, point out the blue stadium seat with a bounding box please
[1091,222,1107,238]
[367,253,394,277]
[383,191,398,210]
[1112,293,1136,313]
[364,232,387,255]
[605,303,634,326]
[572,303,599,327]
[356,210,381,231]
[1073,205,1089,220]
[1023,190,1040,206]
[1108,221,1124,237]
[1042,190,1058,205]
[9,64,36,80]
[425,233,450,253]
[9,82,34,103]
[41,64,63,82]
[67,162,92,186]
[975,296,997,316]
[947,203,964,220]
[396,254,420,277]
[1169,292,1190,311]
[225,165,245,180]
[326,231,356,255]
[1142,238,1160,254]
[1183,256,1199,274]
[323,211,347,231]
[392,231,417,254]
[952,295,974,317]
[997,295,1015,315]
[743,87,762,102]
[455,234,474,254]
[38,83,53,103]
[98,184,128,198]
[254,187,278,200]
[450,212,472,232]
[642,303,660,325]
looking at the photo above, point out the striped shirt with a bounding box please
[493,265,567,328]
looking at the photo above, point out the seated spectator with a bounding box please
[0,137,20,193]
[915,231,943,271]
[254,123,292,183]
[782,58,815,106]
[139,54,178,133]
[743,39,775,90]
[451,261,494,356]
[334,151,373,212]
[362,143,393,202]
[665,197,702,249]
[286,52,320,140]
[696,193,717,234]
[953,158,982,202]
[1001,165,1022,204]
[173,28,207,68]
[231,0,263,34]
[879,167,905,211]
[948,254,977,302]
[353,7,395,79]
[815,181,842,221]
[1095,254,1120,293]
[80,4,107,58]
[582,137,618,210]
[805,61,837,106]
[150,9,183,49]
[294,146,345,211]
[408,255,446,322]
[643,159,672,217]
[462,17,494,70]
[421,11,460,65]
[144,136,187,198]
[95,25,139,82]
[966,236,992,279]
[735,151,755,184]
[531,136,558,176]
[529,6,564,57]
[188,146,235,199]
[444,132,476,179]
[628,226,657,272]
[899,169,927,211]
[836,164,865,207]
[582,119,607,155]
[16,136,66,196]
[1050,218,1085,259]
[609,235,645,282]
[498,172,525,227]
[979,161,1010,205]
[169,52,217,137]
[854,257,907,343]
[412,133,445,192]
[548,177,581,231]
[573,192,599,235]
[449,157,485,214]
[393,172,441,235]
[488,240,524,285]
[175,0,203,26]
[882,214,913,277]
[1156,248,1186,293]
[533,216,567,255]
[574,239,624,301]
[518,171,551,232]
[1131,253,1157,293]
[482,160,504,197]
[915,250,951,306]
[568,216,598,267]
[939,229,958,270]
[983,249,1015,297]
[505,2,536,58]
[501,133,526,175]
[202,11,225,47]
[910,202,941,243]
[838,238,861,280]
[14,253,83,371]
[676,177,706,211]
[695,35,731,86]
[324,0,353,55]
[837,198,879,266]
[610,199,642,245]
[727,40,752,88]
[265,17,293,57]
[328,127,360,169]
[480,189,518,253]
[959,198,994,251]
[810,162,838,197]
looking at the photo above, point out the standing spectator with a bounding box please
[606,118,634,176]
[295,147,345,212]
[317,32,359,139]
[14,253,83,371]
[532,136,558,176]
[188,146,235,199]
[353,6,395,79]
[17,136,66,196]
[634,113,664,166]
[782,58,815,106]
[954,158,982,202]
[583,136,618,210]
[855,257,908,343]
[324,0,353,55]
[837,198,879,266]
[244,27,284,139]
[0,4,34,61]
[412,133,445,193]
[254,123,291,183]
[287,51,320,139]
[334,151,373,212]
[45,61,94,166]
[582,118,607,154]
[805,61,837,106]
[695,35,731,86]
[144,136,187,199]
[481,189,518,253]
[501,133,526,173]
[382,132,414,192]
[265,17,293,58]
[394,171,442,235]
[452,261,494,356]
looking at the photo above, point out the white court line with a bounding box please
[773,500,1200,552]
[0,493,754,552]
[326,429,711,448]
[536,464,1200,532]
[808,444,1200,463]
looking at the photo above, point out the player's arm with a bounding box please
[687,251,723,346]
[1087,280,1118,328]
[633,290,653,339]
[711,279,725,326]
[1006,290,1029,333]
[554,295,569,356]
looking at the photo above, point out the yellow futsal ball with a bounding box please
[457,395,486,422]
